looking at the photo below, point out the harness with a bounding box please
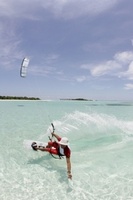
[49,146,64,159]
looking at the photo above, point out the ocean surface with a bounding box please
[1,100,133,200]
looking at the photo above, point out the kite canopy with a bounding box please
[20,57,30,77]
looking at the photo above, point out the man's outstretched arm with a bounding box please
[66,157,72,179]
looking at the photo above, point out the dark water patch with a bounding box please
[86,103,133,106]
[106,104,132,106]
[86,104,105,106]
[17,104,24,107]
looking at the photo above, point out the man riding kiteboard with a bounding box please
[31,124,72,179]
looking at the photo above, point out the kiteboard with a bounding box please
[23,140,47,150]
[23,123,56,151]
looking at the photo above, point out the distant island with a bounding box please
[60,98,93,101]
[0,96,94,101]
[0,96,40,100]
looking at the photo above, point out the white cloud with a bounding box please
[42,0,121,19]
[124,83,133,90]
[0,1,41,20]
[0,0,121,20]
[75,76,86,82]
[90,60,121,76]
[29,65,56,76]
[81,51,133,78]
[0,0,123,69]
[81,60,121,77]
[43,54,59,64]
[0,21,23,69]
[41,0,121,19]
[116,52,133,80]
[0,1,14,17]
[114,51,133,64]
[119,61,133,80]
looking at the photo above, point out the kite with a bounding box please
[20,57,30,78]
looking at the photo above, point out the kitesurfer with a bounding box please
[31,132,72,179]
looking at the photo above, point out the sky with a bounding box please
[0,0,133,100]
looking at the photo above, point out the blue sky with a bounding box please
[0,0,133,100]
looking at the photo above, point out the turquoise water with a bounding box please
[1,100,133,200]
